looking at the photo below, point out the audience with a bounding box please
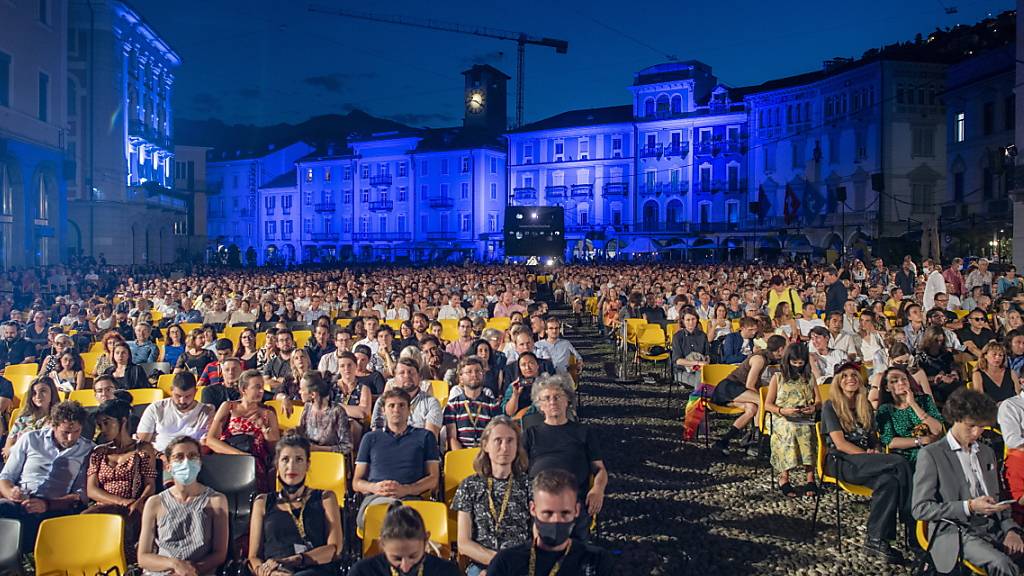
[137,372,215,453]
[205,369,280,492]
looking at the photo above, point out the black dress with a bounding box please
[261,489,334,576]
[980,368,1016,404]
[103,364,150,390]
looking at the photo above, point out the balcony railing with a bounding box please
[639,145,663,159]
[309,232,339,242]
[639,181,689,196]
[512,187,537,201]
[570,184,594,198]
[665,142,690,157]
[280,233,292,241]
[369,174,393,187]
[425,231,457,241]
[313,202,335,213]
[603,182,628,196]
[352,232,411,242]
[428,196,455,209]
[368,200,394,212]
[545,185,568,199]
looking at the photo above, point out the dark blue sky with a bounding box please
[132,0,1014,128]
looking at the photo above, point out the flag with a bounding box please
[757,184,770,222]
[682,382,715,440]
[784,184,800,225]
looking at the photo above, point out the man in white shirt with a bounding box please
[354,316,381,355]
[437,295,466,321]
[227,299,257,326]
[808,326,848,383]
[797,302,826,338]
[922,258,948,311]
[136,372,214,453]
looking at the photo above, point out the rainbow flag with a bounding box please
[682,383,715,441]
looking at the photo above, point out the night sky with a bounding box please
[131,0,1014,128]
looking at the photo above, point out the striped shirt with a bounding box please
[442,390,501,448]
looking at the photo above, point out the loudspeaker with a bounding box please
[871,173,884,192]
[836,186,847,202]
[504,206,566,257]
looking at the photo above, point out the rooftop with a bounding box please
[510,105,634,134]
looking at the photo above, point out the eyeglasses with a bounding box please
[970,317,985,322]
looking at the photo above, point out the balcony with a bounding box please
[694,180,725,194]
[428,196,455,209]
[603,182,628,196]
[313,202,335,213]
[352,232,411,242]
[665,142,690,157]
[512,187,537,201]
[368,200,394,212]
[639,145,663,159]
[545,185,568,199]
[280,233,292,241]
[724,139,748,155]
[369,174,393,187]
[309,232,339,242]
[639,181,688,196]
[425,231,457,241]
[570,184,594,198]
[695,141,719,156]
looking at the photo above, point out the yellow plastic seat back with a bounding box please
[68,389,101,407]
[443,448,480,505]
[266,399,304,431]
[35,513,126,576]
[363,501,450,557]
[80,352,102,377]
[127,388,165,405]
[4,363,37,377]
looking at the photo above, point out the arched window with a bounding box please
[643,201,659,232]
[644,98,655,118]
[656,95,670,116]
[0,163,12,215]
[670,94,683,114]
[37,172,49,220]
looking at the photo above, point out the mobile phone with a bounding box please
[998,499,1017,506]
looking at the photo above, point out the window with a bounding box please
[553,140,564,162]
[440,212,449,232]
[379,216,387,232]
[523,144,533,164]
[954,171,964,202]
[420,214,428,233]
[441,159,449,175]
[983,101,995,136]
[578,138,589,160]
[523,175,534,189]
[265,221,276,237]
[39,0,49,25]
[612,209,622,226]
[378,162,389,176]
[304,191,312,205]
[398,186,407,201]
[554,171,566,187]
[579,210,589,226]
[727,164,739,191]
[264,196,275,214]
[645,134,656,149]
[343,190,352,204]
[398,162,407,177]
[490,182,497,200]
[282,195,292,212]
[699,166,711,189]
[440,183,449,198]
[344,166,352,180]
[361,164,369,179]
[855,131,867,161]
[727,126,740,141]
[955,112,965,142]
[461,213,471,232]
[490,157,497,174]
[671,94,682,114]
[1006,95,1016,132]
[420,160,428,176]
[911,183,934,213]
[397,215,406,233]
[726,201,739,224]
[343,217,352,233]
[360,189,369,203]
[38,72,48,121]
[461,182,469,200]
[611,136,622,158]
[323,167,332,182]
[360,217,369,233]
[488,213,497,232]
[699,202,711,223]
[461,156,470,173]
[305,168,314,183]
[283,221,293,235]
[912,127,934,157]
[698,128,712,143]
[644,98,655,117]
[420,184,429,200]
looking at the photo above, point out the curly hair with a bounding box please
[942,387,997,426]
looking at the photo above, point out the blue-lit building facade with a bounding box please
[65,0,188,264]
[0,0,69,268]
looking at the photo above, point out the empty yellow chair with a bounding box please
[266,399,304,431]
[444,448,480,536]
[385,319,405,331]
[69,389,101,407]
[430,380,449,410]
[293,330,313,348]
[256,331,267,349]
[307,451,347,505]
[439,319,459,343]
[35,513,126,576]
[8,374,35,406]
[89,341,106,353]
[485,317,511,332]
[4,363,37,377]
[179,322,203,334]
[127,388,164,405]
[363,500,449,557]
[79,351,102,377]
[157,373,176,396]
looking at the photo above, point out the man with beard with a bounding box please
[443,356,501,450]
[0,321,35,369]
[487,469,614,576]
[370,358,442,440]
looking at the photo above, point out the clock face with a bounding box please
[466,90,485,114]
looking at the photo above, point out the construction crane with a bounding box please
[307,5,568,128]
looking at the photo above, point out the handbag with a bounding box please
[225,434,254,454]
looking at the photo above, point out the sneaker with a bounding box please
[863,538,904,564]
[712,439,731,456]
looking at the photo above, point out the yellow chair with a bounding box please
[89,341,106,353]
[150,310,164,323]
[4,363,37,377]
[444,448,480,537]
[69,389,101,407]
[256,332,267,349]
[637,324,670,378]
[730,319,741,331]
[810,422,875,551]
[266,399,304,431]
[385,319,405,331]
[915,521,987,575]
[336,318,353,328]
[294,451,347,506]
[430,380,450,410]
[80,351,102,377]
[362,500,450,557]
[817,383,831,403]
[35,513,126,576]
[623,318,647,345]
[8,374,35,406]
[157,373,176,396]
[698,364,744,449]
[439,319,459,343]
[127,388,165,405]
[293,330,313,348]
[222,326,246,348]
[701,364,739,387]
[485,317,511,332]
[179,322,203,334]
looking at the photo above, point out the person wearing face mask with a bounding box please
[248,433,343,576]
[487,469,614,576]
[913,388,1024,575]
[452,416,532,576]
[138,436,229,576]
[349,501,460,576]
[0,400,94,550]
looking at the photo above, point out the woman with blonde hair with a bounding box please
[971,340,1021,404]
[821,363,913,564]
[451,416,532,576]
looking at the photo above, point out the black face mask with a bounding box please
[393,559,424,576]
[278,477,304,494]
[535,517,575,548]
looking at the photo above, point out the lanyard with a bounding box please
[463,399,482,429]
[282,490,308,542]
[487,477,513,531]
[529,540,572,576]
[389,564,424,576]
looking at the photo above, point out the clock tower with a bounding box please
[462,64,509,134]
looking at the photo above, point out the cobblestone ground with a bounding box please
[567,317,915,576]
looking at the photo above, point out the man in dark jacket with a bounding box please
[824,267,848,314]
[720,317,759,364]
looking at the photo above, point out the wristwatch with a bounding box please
[915,437,922,447]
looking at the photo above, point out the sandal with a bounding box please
[804,484,820,498]
[779,482,797,498]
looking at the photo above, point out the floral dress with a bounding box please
[769,376,816,473]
